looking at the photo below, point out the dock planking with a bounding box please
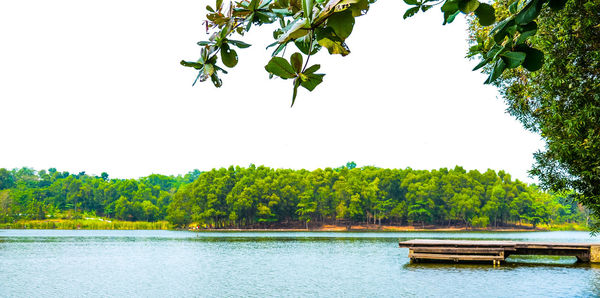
[399,239,600,264]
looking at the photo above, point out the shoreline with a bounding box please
[188,226,548,232]
[187,223,588,232]
[0,220,587,232]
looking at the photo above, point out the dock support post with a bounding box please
[590,246,600,263]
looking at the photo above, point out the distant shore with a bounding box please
[188,224,588,232]
[0,220,587,232]
[190,225,549,232]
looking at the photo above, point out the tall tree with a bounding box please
[469,0,600,228]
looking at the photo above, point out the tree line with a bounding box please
[0,164,588,229]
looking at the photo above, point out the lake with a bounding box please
[1,230,599,297]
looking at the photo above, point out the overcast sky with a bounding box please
[0,0,544,182]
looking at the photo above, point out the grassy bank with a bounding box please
[539,223,589,231]
[0,219,172,230]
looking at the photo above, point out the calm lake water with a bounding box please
[1,230,600,297]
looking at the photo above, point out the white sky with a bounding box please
[0,0,544,182]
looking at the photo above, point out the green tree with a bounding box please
[470,0,600,228]
[0,168,14,190]
[296,191,317,229]
[450,193,480,227]
[141,200,160,221]
[0,190,14,223]
[114,196,132,220]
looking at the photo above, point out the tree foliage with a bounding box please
[181,0,566,105]
[0,166,586,229]
[0,168,196,223]
[468,0,600,229]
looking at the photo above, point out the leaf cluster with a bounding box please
[265,53,325,106]
[183,0,566,104]
[465,0,569,83]
[181,0,375,105]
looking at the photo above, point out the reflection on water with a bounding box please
[1,230,599,297]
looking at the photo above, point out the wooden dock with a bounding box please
[399,239,600,264]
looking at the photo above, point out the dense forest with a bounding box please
[0,164,588,229]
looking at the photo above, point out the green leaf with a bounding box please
[266,40,279,50]
[303,0,314,22]
[258,0,273,9]
[245,13,254,31]
[472,58,489,71]
[403,0,418,5]
[277,18,310,44]
[458,0,479,13]
[203,64,215,77]
[291,79,301,107]
[197,41,213,46]
[256,11,276,23]
[249,0,260,9]
[491,17,515,43]
[348,0,369,17]
[303,64,321,74]
[327,10,355,39]
[300,73,325,91]
[441,0,460,25]
[271,42,288,57]
[228,40,252,48]
[468,44,480,56]
[443,10,460,25]
[518,20,538,33]
[441,0,459,12]
[508,1,518,13]
[265,57,297,79]
[403,7,420,19]
[515,0,544,25]
[516,45,544,71]
[219,25,229,40]
[180,60,204,70]
[315,27,350,56]
[210,73,222,87]
[290,52,303,73]
[548,0,567,10]
[221,44,239,68]
[485,44,504,60]
[475,3,495,26]
[206,5,215,12]
[516,21,538,44]
[258,0,274,9]
[213,65,228,74]
[272,8,293,15]
[484,59,506,84]
[313,0,342,25]
[501,51,526,68]
[294,35,321,55]
[192,70,204,86]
